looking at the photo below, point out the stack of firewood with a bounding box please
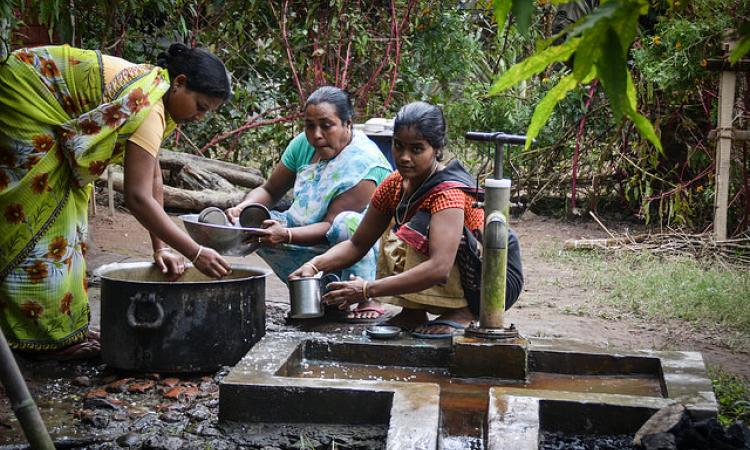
[101,150,265,212]
[563,213,750,269]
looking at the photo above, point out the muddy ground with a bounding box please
[1,207,747,449]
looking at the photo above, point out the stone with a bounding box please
[641,432,676,450]
[187,405,212,421]
[116,432,140,448]
[83,397,121,410]
[633,403,689,447]
[159,411,184,423]
[726,421,750,448]
[142,435,186,450]
[73,376,92,387]
[80,410,110,428]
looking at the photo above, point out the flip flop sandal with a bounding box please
[338,306,389,324]
[411,319,467,339]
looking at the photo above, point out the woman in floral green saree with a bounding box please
[0,43,232,359]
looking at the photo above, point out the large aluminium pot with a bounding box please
[95,262,271,373]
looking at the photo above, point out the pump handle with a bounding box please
[465,131,529,145]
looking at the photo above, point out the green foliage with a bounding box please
[710,367,750,426]
[9,0,749,231]
[490,0,662,152]
[632,18,718,92]
[729,22,750,63]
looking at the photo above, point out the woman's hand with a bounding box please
[288,262,319,281]
[192,246,231,278]
[154,250,186,281]
[322,275,367,310]
[256,219,290,246]
[225,206,242,225]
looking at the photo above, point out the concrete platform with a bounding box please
[220,332,717,449]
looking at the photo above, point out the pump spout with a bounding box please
[480,211,508,328]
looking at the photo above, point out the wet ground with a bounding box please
[0,303,388,450]
[3,209,748,449]
[539,432,634,450]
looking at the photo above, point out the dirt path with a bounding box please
[87,209,749,379]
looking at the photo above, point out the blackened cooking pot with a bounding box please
[95,262,271,373]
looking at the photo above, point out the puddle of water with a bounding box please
[289,359,663,448]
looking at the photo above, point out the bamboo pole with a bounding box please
[713,40,738,241]
[0,332,54,449]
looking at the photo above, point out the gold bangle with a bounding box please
[191,246,204,264]
[362,281,369,301]
[304,261,319,273]
[286,228,293,244]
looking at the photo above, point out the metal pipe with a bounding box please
[0,332,55,449]
[479,178,511,329]
[464,131,527,145]
[494,143,504,179]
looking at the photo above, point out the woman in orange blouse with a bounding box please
[290,102,523,338]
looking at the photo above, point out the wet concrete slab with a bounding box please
[220,332,717,449]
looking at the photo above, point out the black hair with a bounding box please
[156,43,231,102]
[393,101,447,160]
[304,86,355,124]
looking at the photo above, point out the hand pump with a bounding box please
[464,131,529,339]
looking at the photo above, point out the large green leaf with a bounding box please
[489,37,580,95]
[493,0,512,36]
[567,0,620,38]
[595,27,627,119]
[525,74,579,148]
[573,23,604,81]
[625,69,637,111]
[608,1,646,51]
[729,34,750,64]
[627,109,663,153]
[511,0,535,35]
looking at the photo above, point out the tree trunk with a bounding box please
[158,150,264,189]
[105,171,248,211]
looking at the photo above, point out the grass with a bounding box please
[544,248,750,349]
[543,246,750,425]
[709,367,750,426]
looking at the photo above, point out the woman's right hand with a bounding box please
[225,206,243,225]
[288,262,318,281]
[192,246,231,278]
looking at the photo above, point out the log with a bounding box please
[172,164,238,192]
[158,150,264,189]
[104,171,248,211]
[563,235,647,250]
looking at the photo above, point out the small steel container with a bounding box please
[198,206,229,226]
[239,203,271,228]
[288,273,339,319]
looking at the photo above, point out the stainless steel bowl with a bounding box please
[180,214,264,256]
[366,325,401,340]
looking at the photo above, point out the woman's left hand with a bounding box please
[254,219,290,246]
[322,275,366,310]
[154,250,186,281]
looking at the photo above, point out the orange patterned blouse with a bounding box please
[371,171,484,231]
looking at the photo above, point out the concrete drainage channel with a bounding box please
[219,332,717,450]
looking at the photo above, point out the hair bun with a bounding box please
[168,43,188,56]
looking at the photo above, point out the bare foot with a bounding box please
[385,308,428,331]
[412,307,475,336]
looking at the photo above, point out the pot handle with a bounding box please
[126,292,165,329]
[320,273,340,295]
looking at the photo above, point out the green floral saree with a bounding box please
[0,45,173,350]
